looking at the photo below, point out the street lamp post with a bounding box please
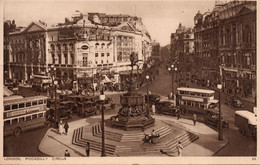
[217,83,223,140]
[54,80,58,127]
[168,62,178,101]
[146,75,150,115]
[99,90,106,157]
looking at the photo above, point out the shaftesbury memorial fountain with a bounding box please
[110,52,155,130]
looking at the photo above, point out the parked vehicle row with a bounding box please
[46,94,116,121]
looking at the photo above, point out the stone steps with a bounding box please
[164,131,199,152]
[155,126,172,139]
[92,124,123,142]
[72,127,116,156]
[115,131,199,156]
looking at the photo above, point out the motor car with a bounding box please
[95,96,115,111]
[77,101,97,117]
[145,94,160,104]
[155,100,179,116]
[231,98,244,108]
[204,109,229,128]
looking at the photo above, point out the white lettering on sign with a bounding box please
[182,96,204,102]
[6,108,40,118]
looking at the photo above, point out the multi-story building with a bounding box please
[170,23,195,87]
[151,40,160,60]
[193,1,256,98]
[6,11,152,86]
[218,1,256,97]
[194,8,220,87]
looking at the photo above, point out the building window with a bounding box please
[101,43,105,49]
[58,54,61,64]
[101,60,103,64]
[95,43,99,49]
[243,24,251,43]
[107,53,110,56]
[101,53,104,57]
[232,25,236,44]
[83,53,88,66]
[95,53,98,57]
[64,53,68,64]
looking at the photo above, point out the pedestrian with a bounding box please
[58,120,63,135]
[85,142,90,157]
[193,113,197,126]
[151,104,156,114]
[177,109,181,120]
[176,141,183,156]
[64,121,69,135]
[64,150,70,157]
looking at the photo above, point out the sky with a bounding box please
[3,0,215,46]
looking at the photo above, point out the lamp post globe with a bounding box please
[146,75,150,115]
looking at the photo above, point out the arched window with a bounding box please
[50,44,55,51]
[69,43,74,51]
[63,44,67,51]
[95,43,99,49]
[57,44,61,51]
[101,43,105,49]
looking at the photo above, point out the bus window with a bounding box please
[39,113,44,118]
[187,101,191,106]
[200,104,204,108]
[26,116,32,121]
[12,104,18,110]
[38,100,43,104]
[19,117,25,122]
[32,114,38,120]
[190,92,195,96]
[180,91,184,95]
[4,105,11,111]
[4,120,11,125]
[195,102,200,107]
[44,100,47,104]
[32,101,37,106]
[26,102,32,107]
[202,94,206,97]
[19,103,25,108]
[12,118,18,124]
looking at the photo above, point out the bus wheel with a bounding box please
[13,127,21,136]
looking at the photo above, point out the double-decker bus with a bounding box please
[32,75,52,92]
[177,87,219,114]
[4,95,48,136]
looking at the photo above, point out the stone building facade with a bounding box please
[170,23,195,87]
[6,11,152,85]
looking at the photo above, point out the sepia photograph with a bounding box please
[1,0,258,164]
